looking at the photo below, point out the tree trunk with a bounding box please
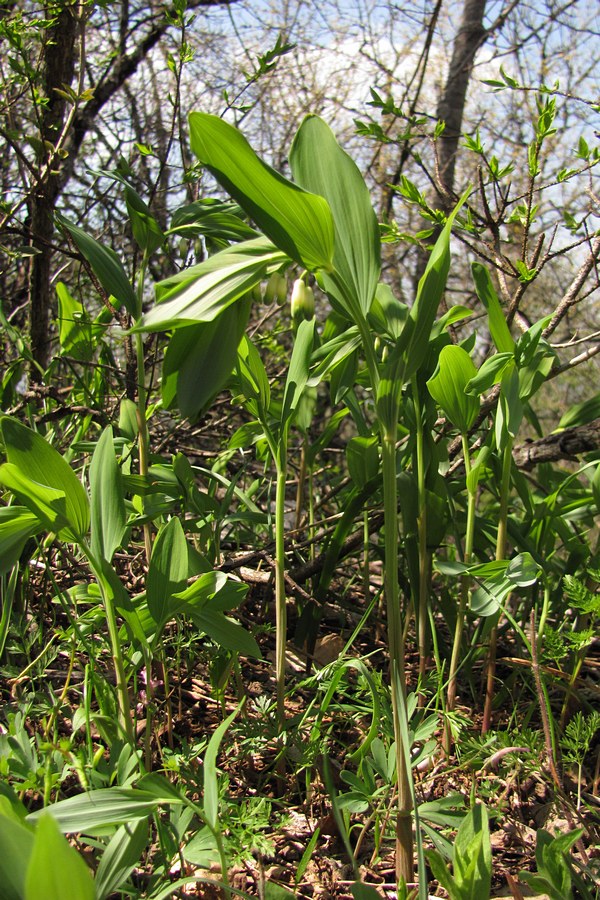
[28,3,78,374]
[435,0,487,208]
[413,0,487,292]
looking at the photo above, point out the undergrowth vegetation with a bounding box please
[0,101,599,899]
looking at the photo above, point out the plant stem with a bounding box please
[275,459,288,731]
[381,431,414,885]
[84,543,135,746]
[412,377,429,699]
[445,433,475,751]
[482,435,513,733]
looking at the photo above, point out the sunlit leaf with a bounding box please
[147,518,189,627]
[189,113,334,272]
[0,417,90,542]
[138,237,286,332]
[90,426,126,563]
[24,813,94,900]
[0,507,41,575]
[471,262,514,353]
[427,344,480,433]
[290,115,380,318]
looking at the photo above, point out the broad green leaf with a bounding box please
[90,426,126,563]
[56,282,93,360]
[27,787,181,834]
[466,444,491,494]
[0,418,90,542]
[506,552,541,586]
[147,518,189,627]
[236,335,271,419]
[0,804,34,900]
[171,570,228,613]
[139,237,286,333]
[281,318,316,429]
[182,825,220,868]
[453,803,491,900]
[24,812,94,900]
[203,703,242,829]
[188,607,261,658]
[94,820,148,900]
[466,352,514,395]
[404,191,469,380]
[0,507,40,575]
[471,262,514,353]
[369,283,409,339]
[0,465,69,534]
[118,398,138,441]
[427,345,480,433]
[290,115,380,318]
[346,436,379,488]
[497,366,523,446]
[161,297,251,420]
[124,186,164,255]
[189,113,334,272]
[169,198,258,245]
[57,215,137,317]
[558,393,600,429]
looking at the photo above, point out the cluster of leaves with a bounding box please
[0,100,599,898]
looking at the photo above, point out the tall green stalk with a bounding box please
[381,431,414,885]
[82,542,135,746]
[274,459,288,727]
[482,434,513,733]
[412,377,429,696]
[445,433,476,751]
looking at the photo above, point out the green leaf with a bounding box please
[57,215,137,317]
[236,334,271,420]
[404,191,469,380]
[27,787,181,834]
[0,802,34,900]
[465,352,514,395]
[56,282,93,360]
[161,296,251,420]
[90,426,126,563]
[346,436,379,488]
[139,237,286,333]
[506,552,541,587]
[169,198,258,245]
[124,186,164,255]
[281,318,316,429]
[0,417,90,542]
[94,820,148,900]
[290,115,380,318]
[0,506,40,575]
[426,345,479,433]
[189,113,334,272]
[24,812,94,900]
[471,262,514,353]
[453,803,491,899]
[370,283,408,339]
[558,393,600,429]
[187,607,261,658]
[146,518,189,627]
[203,703,242,829]
[182,825,220,868]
